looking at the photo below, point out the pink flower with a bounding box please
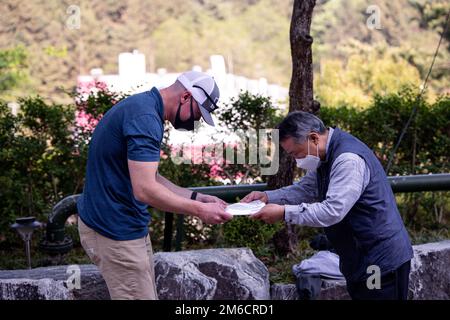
[76,80,109,95]
[160,149,168,160]
[209,164,223,179]
[75,110,100,133]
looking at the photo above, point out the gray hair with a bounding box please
[277,111,326,143]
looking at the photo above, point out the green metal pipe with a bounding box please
[39,194,79,255]
[190,183,267,203]
[388,173,450,193]
[189,173,450,203]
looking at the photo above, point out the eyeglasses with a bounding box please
[193,85,219,112]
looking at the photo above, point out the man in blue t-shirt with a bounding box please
[77,71,232,300]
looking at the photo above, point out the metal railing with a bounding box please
[39,173,450,255]
[163,173,450,251]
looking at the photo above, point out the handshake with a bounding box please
[194,191,285,225]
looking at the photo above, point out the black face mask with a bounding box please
[174,97,195,131]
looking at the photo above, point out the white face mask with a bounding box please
[295,137,320,171]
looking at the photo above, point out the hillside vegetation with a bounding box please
[0,0,448,106]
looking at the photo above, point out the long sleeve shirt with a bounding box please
[265,128,371,227]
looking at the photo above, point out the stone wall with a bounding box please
[0,248,269,300]
[0,241,449,300]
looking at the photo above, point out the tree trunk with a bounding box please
[269,0,318,256]
[289,0,318,114]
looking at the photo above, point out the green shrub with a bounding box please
[222,217,283,252]
[0,97,77,246]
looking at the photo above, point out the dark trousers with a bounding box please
[346,260,411,300]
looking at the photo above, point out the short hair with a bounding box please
[277,111,326,143]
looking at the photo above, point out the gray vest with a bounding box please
[317,128,413,283]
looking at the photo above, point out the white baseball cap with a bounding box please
[177,71,220,126]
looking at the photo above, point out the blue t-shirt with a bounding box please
[77,87,164,240]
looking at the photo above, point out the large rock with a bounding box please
[155,248,269,300]
[0,264,109,300]
[409,241,450,300]
[0,248,269,300]
[270,240,450,300]
[0,278,73,300]
[271,279,350,300]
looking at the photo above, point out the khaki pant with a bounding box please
[78,217,158,300]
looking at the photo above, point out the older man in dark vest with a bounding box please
[242,111,413,300]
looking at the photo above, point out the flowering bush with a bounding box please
[71,81,126,153]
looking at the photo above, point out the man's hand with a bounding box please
[250,204,284,224]
[240,191,268,204]
[196,193,227,207]
[196,202,233,224]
